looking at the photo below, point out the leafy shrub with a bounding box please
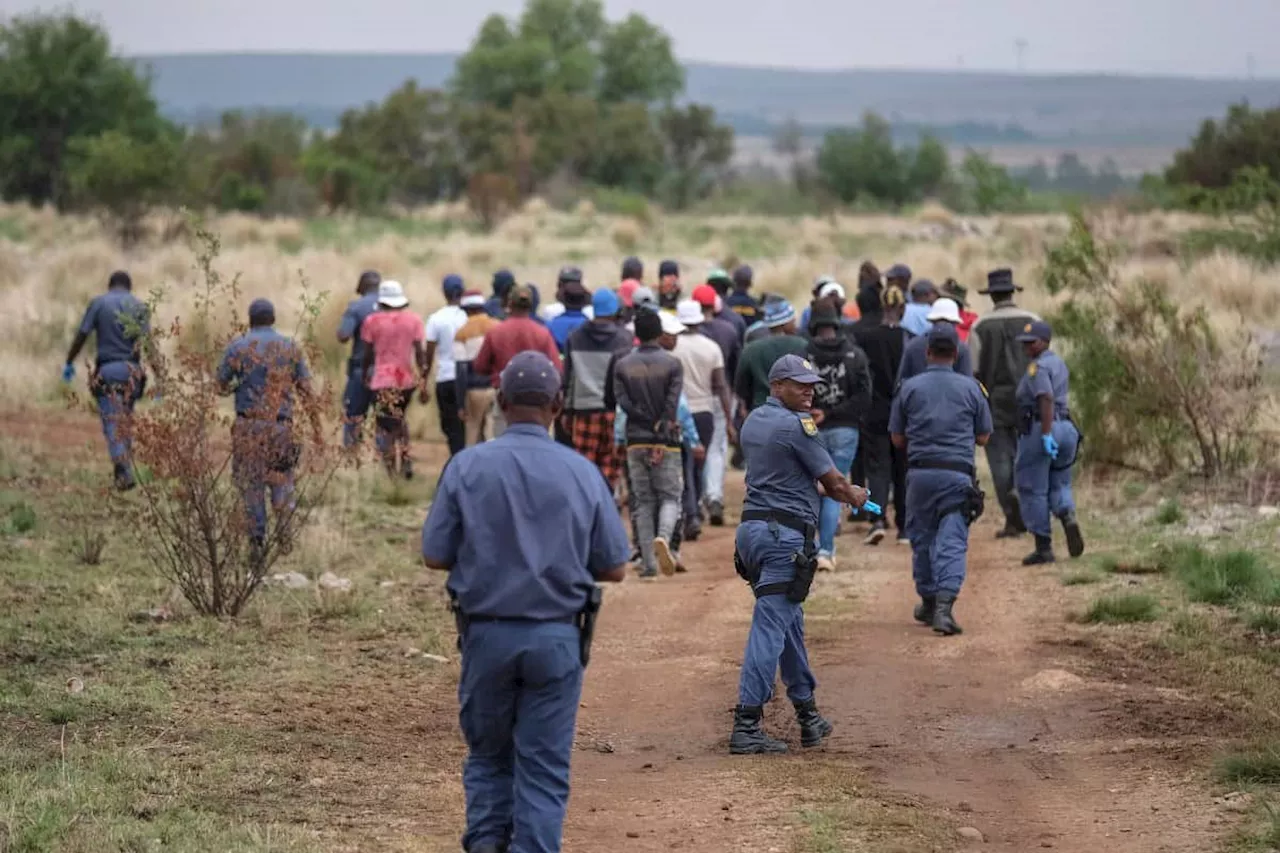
[1154,499,1185,525]
[1165,543,1277,606]
[1083,593,1159,624]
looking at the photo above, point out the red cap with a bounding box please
[691,284,718,308]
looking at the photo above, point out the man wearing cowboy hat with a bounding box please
[969,268,1040,539]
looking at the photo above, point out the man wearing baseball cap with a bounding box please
[970,268,1039,539]
[734,299,807,414]
[1014,320,1084,565]
[474,284,562,438]
[896,297,973,385]
[336,270,382,448]
[562,288,634,491]
[452,291,500,447]
[902,277,939,337]
[421,350,630,853]
[425,274,470,456]
[724,265,762,327]
[730,353,870,754]
[890,323,992,636]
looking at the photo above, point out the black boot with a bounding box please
[729,704,788,755]
[932,593,963,636]
[793,699,834,747]
[1022,535,1056,566]
[708,500,725,527]
[470,844,507,853]
[913,595,936,625]
[1060,512,1085,558]
[113,463,135,492]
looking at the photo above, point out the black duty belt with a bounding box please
[740,509,817,538]
[463,614,576,625]
[908,460,974,477]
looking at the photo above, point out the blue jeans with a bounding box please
[1015,420,1080,539]
[341,369,373,448]
[459,620,583,853]
[94,361,144,471]
[735,521,817,707]
[817,426,859,557]
[905,468,973,598]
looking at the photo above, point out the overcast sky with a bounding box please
[3,0,1277,77]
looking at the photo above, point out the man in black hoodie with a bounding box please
[564,290,635,493]
[808,306,872,570]
[853,287,910,545]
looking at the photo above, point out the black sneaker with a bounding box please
[1061,514,1085,558]
[708,501,725,527]
[863,524,886,546]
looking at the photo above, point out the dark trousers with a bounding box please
[985,424,1021,526]
[436,381,466,457]
[682,412,715,527]
[862,430,907,533]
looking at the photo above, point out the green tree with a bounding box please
[815,113,908,206]
[598,13,684,103]
[1167,103,1280,191]
[586,102,665,191]
[67,130,182,246]
[0,12,169,208]
[960,150,1027,213]
[908,133,951,198]
[658,104,735,209]
[185,110,313,214]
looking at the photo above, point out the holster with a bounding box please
[940,481,986,527]
[449,595,467,653]
[734,548,759,586]
[576,586,604,668]
[740,511,818,604]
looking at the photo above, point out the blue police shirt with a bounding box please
[337,293,378,374]
[890,366,993,467]
[741,397,836,524]
[78,288,149,365]
[897,330,973,385]
[1015,350,1070,416]
[421,423,632,620]
[216,327,310,418]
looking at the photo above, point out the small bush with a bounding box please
[1168,543,1277,606]
[1083,593,1159,624]
[7,501,37,534]
[1216,746,1280,785]
[1154,499,1185,526]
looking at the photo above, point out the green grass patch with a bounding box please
[1166,543,1279,607]
[1246,609,1280,633]
[1154,498,1185,525]
[1217,747,1280,785]
[1083,593,1159,624]
[6,499,37,534]
[1061,570,1101,586]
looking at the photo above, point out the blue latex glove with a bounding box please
[1042,433,1059,459]
[61,363,75,383]
[864,500,883,516]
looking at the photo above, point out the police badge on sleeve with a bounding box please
[799,415,818,436]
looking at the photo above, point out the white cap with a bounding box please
[817,281,845,301]
[540,301,566,322]
[377,281,409,308]
[460,293,485,309]
[675,300,704,326]
[659,311,687,336]
[926,297,961,324]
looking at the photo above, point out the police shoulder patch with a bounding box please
[1027,362,1038,378]
[799,415,818,437]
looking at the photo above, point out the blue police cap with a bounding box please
[443,274,465,296]
[500,350,561,405]
[768,353,822,385]
[1016,320,1052,343]
[248,298,275,323]
[927,322,960,349]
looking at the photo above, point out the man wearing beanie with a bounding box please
[734,299,807,413]
[563,289,634,492]
[657,259,682,312]
[725,265,762,327]
[485,269,516,320]
[474,284,563,438]
[548,266,592,353]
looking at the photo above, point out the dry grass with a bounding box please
[2,201,1280,403]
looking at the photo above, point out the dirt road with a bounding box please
[564,502,1226,852]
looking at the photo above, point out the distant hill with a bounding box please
[136,53,1280,147]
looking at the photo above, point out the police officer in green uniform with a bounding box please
[1014,321,1085,565]
[730,354,870,754]
[969,268,1040,538]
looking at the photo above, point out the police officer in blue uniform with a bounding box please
[63,270,152,490]
[336,270,381,447]
[731,354,869,755]
[1014,321,1085,565]
[890,324,992,636]
[421,350,631,853]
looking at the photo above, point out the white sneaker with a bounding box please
[654,538,677,576]
[816,554,836,572]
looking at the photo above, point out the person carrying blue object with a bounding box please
[217,299,316,560]
[421,350,630,853]
[730,353,870,755]
[1014,320,1086,566]
[890,323,992,636]
[63,270,153,491]
[335,270,381,448]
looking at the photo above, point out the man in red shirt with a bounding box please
[474,283,563,437]
[942,279,979,343]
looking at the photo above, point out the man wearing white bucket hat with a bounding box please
[895,297,973,386]
[361,280,428,478]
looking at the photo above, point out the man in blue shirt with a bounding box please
[901,278,938,337]
[422,350,630,853]
[890,324,992,636]
[547,267,591,352]
[484,269,516,320]
[731,354,869,755]
[217,299,314,554]
[1014,321,1085,566]
[64,270,152,490]
[896,298,973,384]
[336,270,381,447]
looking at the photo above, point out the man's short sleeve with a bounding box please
[421,463,463,566]
[710,341,724,372]
[1028,361,1053,399]
[77,298,99,336]
[424,312,441,343]
[973,385,993,435]
[889,387,908,435]
[587,471,632,577]
[789,420,836,480]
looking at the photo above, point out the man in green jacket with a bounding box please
[734,300,807,413]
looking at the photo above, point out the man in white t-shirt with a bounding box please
[424,274,470,456]
[672,300,733,541]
